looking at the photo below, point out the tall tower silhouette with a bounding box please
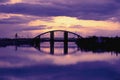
[15,33,18,39]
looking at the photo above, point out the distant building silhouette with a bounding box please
[15,33,18,39]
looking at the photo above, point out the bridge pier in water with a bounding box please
[64,31,68,54]
[34,36,40,50]
[49,31,69,55]
[50,31,54,54]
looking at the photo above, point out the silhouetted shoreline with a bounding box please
[0,38,33,47]
[0,36,120,55]
[76,36,120,54]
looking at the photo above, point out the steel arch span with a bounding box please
[34,30,82,39]
[33,30,82,54]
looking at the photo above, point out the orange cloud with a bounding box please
[26,16,120,37]
[28,16,120,31]
[10,0,22,4]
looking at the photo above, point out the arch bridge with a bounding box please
[34,30,82,42]
[33,30,82,54]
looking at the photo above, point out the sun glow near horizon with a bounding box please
[28,16,120,31]
[10,0,22,4]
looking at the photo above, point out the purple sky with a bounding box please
[0,0,120,38]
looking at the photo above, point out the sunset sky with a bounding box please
[0,0,120,38]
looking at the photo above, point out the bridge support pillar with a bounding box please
[50,31,54,54]
[64,31,68,54]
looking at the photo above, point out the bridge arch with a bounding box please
[33,30,82,54]
[34,30,82,39]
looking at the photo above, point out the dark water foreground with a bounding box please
[0,37,120,80]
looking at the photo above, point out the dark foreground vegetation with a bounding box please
[0,38,33,47]
[76,36,120,54]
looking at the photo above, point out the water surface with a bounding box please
[0,43,120,80]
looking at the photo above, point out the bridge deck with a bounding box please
[39,38,77,42]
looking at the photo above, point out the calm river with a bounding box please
[0,42,120,80]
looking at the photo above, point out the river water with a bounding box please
[0,42,120,80]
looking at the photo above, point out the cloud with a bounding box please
[9,0,22,4]
[0,1,120,37]
[0,0,9,3]
[0,14,119,38]
[28,16,120,31]
[0,0,119,21]
[18,26,52,31]
[0,17,28,24]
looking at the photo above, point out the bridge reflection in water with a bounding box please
[36,42,79,55]
[33,30,82,55]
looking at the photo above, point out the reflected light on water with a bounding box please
[0,46,119,68]
[0,44,120,80]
